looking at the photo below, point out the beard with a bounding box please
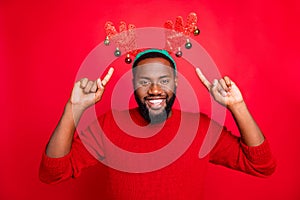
[134,91,176,124]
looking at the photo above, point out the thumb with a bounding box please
[95,78,104,102]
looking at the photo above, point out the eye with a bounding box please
[160,79,170,85]
[139,80,151,86]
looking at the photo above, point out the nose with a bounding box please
[148,83,163,95]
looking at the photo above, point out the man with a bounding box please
[40,49,276,199]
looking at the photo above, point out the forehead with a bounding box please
[136,57,172,66]
[134,57,174,78]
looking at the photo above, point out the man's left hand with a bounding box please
[196,68,244,110]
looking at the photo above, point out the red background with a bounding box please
[1,0,300,199]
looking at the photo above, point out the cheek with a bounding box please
[163,84,176,93]
[135,87,147,99]
[165,86,176,99]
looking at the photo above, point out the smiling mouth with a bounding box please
[145,98,166,110]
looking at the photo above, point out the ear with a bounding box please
[132,77,136,90]
[174,76,178,87]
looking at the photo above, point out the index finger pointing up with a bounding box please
[101,67,114,87]
[196,68,212,91]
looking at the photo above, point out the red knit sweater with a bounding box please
[39,108,276,199]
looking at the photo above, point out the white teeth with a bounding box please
[149,99,163,104]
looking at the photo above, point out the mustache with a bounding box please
[134,91,176,124]
[144,95,168,100]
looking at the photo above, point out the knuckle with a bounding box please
[81,78,87,82]
[81,78,88,84]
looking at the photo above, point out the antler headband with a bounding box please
[104,12,200,64]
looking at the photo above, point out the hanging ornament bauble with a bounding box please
[175,50,183,57]
[125,54,132,64]
[114,48,121,57]
[193,28,200,36]
[185,39,192,49]
[104,36,110,46]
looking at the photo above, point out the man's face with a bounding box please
[133,57,177,124]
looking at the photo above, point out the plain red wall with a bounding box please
[1,0,300,199]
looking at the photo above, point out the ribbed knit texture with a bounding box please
[39,108,276,199]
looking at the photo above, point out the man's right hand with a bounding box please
[45,67,114,158]
[70,67,114,112]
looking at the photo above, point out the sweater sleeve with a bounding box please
[209,126,276,177]
[39,133,99,184]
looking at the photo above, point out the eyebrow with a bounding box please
[137,75,171,80]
